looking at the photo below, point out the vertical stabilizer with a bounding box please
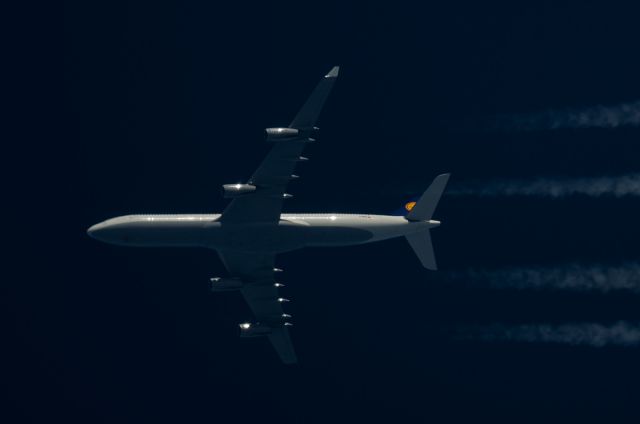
[406,173,450,222]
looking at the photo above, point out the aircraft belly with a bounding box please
[100,220,207,247]
[91,215,414,250]
[297,217,414,245]
[215,227,305,252]
[302,226,373,247]
[203,221,373,251]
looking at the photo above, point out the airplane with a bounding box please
[87,66,450,364]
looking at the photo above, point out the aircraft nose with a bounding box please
[87,222,105,239]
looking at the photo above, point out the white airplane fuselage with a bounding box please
[87,214,440,252]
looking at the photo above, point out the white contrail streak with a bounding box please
[450,263,640,293]
[449,174,640,198]
[455,321,640,347]
[479,100,640,131]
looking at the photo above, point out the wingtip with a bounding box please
[325,66,340,78]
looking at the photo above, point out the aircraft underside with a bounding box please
[88,66,450,364]
[87,213,434,252]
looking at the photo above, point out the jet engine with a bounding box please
[222,183,256,198]
[210,277,243,292]
[239,322,273,337]
[239,321,292,337]
[265,127,299,140]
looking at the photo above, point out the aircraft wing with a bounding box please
[217,250,297,364]
[214,66,339,363]
[219,66,339,224]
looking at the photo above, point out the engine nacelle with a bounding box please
[239,322,273,337]
[222,183,256,198]
[265,127,299,140]
[210,277,243,292]
[238,321,292,337]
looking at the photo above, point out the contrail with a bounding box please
[454,321,640,347]
[448,174,640,198]
[449,263,640,293]
[459,100,640,131]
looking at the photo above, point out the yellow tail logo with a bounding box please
[405,201,416,212]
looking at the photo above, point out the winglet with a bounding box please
[289,66,340,129]
[325,66,339,78]
[268,328,298,365]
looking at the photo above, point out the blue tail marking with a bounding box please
[390,196,420,217]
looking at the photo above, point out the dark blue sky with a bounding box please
[8,1,640,422]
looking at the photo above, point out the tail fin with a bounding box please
[404,173,450,270]
[406,174,450,222]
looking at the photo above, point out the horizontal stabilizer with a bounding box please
[405,230,437,270]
